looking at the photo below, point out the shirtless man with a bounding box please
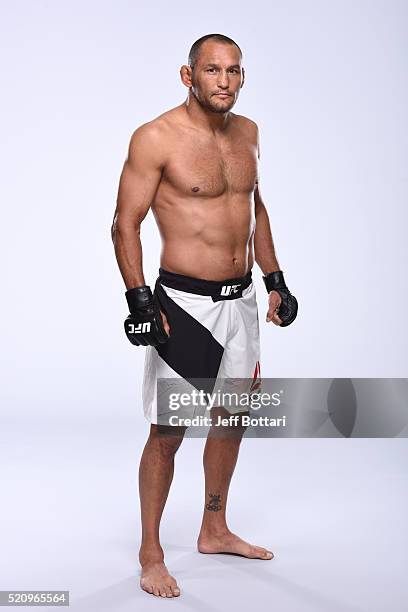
[111,33,298,598]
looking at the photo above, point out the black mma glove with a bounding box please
[263,271,298,327]
[124,285,169,346]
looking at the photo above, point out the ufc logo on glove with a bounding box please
[128,322,152,334]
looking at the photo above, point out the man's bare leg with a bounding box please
[197,408,274,560]
[139,424,186,597]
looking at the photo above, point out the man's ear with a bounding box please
[241,67,245,89]
[180,65,193,88]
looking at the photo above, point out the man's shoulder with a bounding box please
[230,113,259,147]
[231,113,259,133]
[131,106,183,143]
[129,118,166,148]
[127,106,183,164]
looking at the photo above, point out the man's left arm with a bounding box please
[253,130,298,327]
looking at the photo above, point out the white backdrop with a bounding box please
[1,2,408,610]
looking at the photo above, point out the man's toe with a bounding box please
[140,580,153,594]
[259,547,273,559]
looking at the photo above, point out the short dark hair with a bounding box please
[188,33,242,69]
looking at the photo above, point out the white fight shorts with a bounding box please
[143,268,261,424]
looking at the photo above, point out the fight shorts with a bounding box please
[142,267,262,424]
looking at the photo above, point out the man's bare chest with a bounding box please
[162,136,258,198]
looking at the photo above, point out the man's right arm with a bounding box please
[111,123,164,289]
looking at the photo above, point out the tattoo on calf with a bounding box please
[206,492,222,512]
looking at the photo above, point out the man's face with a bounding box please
[190,41,244,113]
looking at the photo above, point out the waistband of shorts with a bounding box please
[157,267,253,296]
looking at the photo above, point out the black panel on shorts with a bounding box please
[154,282,224,395]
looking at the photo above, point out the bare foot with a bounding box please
[140,561,181,597]
[197,530,274,560]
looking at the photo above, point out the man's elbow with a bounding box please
[111,212,141,244]
[111,211,119,244]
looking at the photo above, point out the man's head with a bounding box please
[180,34,245,114]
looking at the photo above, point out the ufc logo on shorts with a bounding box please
[128,322,151,334]
[220,284,241,296]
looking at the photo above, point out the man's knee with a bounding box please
[208,407,249,439]
[148,423,187,455]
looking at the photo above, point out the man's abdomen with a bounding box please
[153,192,255,280]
